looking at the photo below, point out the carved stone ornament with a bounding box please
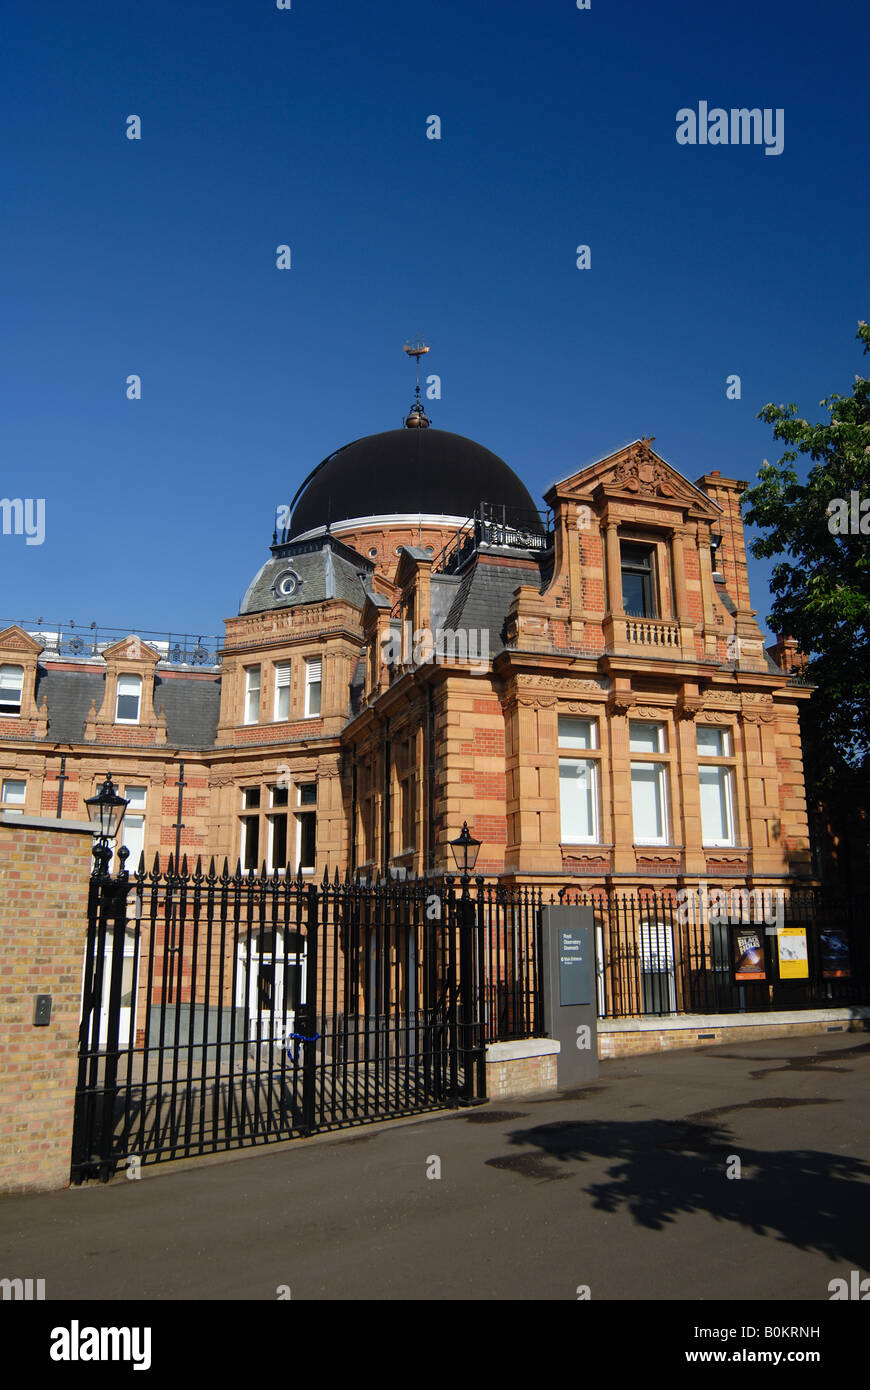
[513,692,557,710]
[610,440,677,499]
[631,705,673,720]
[740,709,776,725]
[563,701,601,715]
[608,691,636,716]
[515,675,610,692]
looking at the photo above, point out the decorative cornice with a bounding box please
[513,674,610,692]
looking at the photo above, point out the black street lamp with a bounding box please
[449,821,482,892]
[85,773,129,875]
[447,822,486,1108]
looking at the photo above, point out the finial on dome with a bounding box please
[403,337,431,428]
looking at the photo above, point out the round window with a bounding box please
[273,569,301,598]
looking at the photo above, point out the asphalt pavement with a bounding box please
[2,1032,868,1301]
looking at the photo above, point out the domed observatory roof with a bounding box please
[286,426,543,540]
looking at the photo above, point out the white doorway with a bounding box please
[236,929,306,1045]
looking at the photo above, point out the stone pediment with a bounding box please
[0,624,44,654]
[549,438,721,519]
[100,634,161,664]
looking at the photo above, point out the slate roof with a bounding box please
[440,562,543,658]
[31,668,221,749]
[154,678,221,748]
[240,544,369,615]
[34,669,104,744]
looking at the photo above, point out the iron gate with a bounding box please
[71,858,543,1182]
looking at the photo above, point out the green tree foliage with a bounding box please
[742,322,870,784]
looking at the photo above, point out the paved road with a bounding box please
[2,1033,869,1301]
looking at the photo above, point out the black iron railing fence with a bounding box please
[557,887,870,1019]
[71,860,544,1180]
[71,855,868,1180]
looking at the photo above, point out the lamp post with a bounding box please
[447,822,485,1105]
[80,772,131,1182]
[448,821,482,897]
[85,772,129,877]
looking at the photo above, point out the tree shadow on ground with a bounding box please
[488,1102,870,1269]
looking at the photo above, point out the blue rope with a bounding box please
[287,1030,320,1063]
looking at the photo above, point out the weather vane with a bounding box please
[403,337,431,426]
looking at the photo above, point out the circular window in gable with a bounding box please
[273,568,302,599]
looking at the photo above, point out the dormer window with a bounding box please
[0,665,24,717]
[621,542,657,618]
[115,673,142,724]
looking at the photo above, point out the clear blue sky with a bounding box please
[1,0,866,643]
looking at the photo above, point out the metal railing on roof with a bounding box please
[2,619,222,667]
[431,502,552,576]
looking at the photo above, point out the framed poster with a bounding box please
[733,926,766,982]
[777,927,810,980]
[820,928,852,979]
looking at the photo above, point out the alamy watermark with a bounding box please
[827,492,870,535]
[1,497,45,546]
[675,886,784,934]
[382,621,489,674]
[676,103,784,156]
[50,1322,151,1370]
[1,1277,45,1300]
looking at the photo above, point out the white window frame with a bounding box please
[0,665,24,718]
[304,658,322,718]
[267,784,289,872]
[114,673,142,725]
[274,661,291,721]
[295,783,317,872]
[630,761,669,845]
[1,778,26,812]
[559,759,599,843]
[697,726,736,847]
[557,716,597,750]
[244,665,261,726]
[697,726,730,758]
[121,785,147,869]
[629,720,666,755]
[557,716,600,844]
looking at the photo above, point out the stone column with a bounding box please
[671,527,689,622]
[605,521,622,614]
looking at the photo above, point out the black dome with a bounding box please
[288,428,541,538]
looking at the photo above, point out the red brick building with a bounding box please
[0,415,813,898]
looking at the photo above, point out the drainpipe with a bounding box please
[55,752,68,819]
[172,759,186,863]
[350,751,358,875]
[427,682,436,874]
[381,716,390,873]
